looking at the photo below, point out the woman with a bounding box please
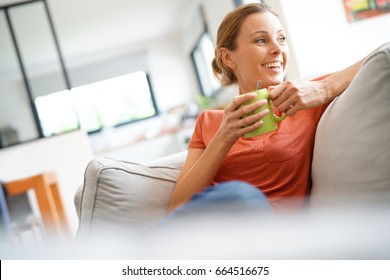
[168,3,377,213]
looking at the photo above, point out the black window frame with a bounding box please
[190,28,220,98]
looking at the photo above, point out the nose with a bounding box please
[270,39,282,55]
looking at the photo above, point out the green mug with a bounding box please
[239,88,287,138]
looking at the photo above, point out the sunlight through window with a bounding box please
[35,71,158,136]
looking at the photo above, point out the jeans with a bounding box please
[142,180,273,235]
[169,180,271,219]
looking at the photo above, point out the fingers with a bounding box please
[269,84,290,106]
[240,107,269,127]
[237,99,267,116]
[227,92,268,120]
[269,82,300,115]
[277,97,295,114]
[227,92,257,112]
[237,108,269,136]
[284,104,298,116]
[268,85,285,101]
[222,94,270,140]
[236,98,269,133]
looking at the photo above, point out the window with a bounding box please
[35,90,79,136]
[191,31,220,98]
[35,71,158,136]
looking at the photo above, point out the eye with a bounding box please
[278,35,287,44]
[255,38,266,44]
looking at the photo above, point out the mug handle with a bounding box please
[273,113,287,122]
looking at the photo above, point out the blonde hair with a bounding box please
[212,3,279,86]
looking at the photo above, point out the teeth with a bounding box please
[263,62,281,68]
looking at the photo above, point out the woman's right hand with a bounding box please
[216,92,269,145]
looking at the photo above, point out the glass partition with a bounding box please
[9,1,68,99]
[0,8,39,147]
[0,0,72,147]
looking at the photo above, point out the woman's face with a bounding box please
[225,12,289,93]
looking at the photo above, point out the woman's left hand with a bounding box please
[268,79,331,116]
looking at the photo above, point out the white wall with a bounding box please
[147,33,197,111]
[266,0,390,79]
[201,0,236,43]
[0,130,94,236]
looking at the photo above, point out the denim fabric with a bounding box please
[141,180,272,240]
[170,180,271,218]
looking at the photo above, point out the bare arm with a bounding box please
[168,141,230,212]
[168,93,269,212]
[269,43,388,115]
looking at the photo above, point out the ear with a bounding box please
[219,47,236,70]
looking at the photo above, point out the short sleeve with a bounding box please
[188,111,206,149]
[187,110,223,149]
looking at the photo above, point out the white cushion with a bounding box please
[311,43,390,208]
[75,151,186,240]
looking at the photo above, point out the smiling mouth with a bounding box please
[262,61,282,68]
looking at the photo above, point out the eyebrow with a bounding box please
[250,30,285,37]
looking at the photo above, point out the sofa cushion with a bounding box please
[311,43,390,208]
[75,151,186,240]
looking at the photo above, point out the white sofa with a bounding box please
[74,43,390,258]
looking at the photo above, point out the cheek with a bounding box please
[234,54,256,75]
[282,49,289,69]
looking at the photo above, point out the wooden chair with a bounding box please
[4,172,71,242]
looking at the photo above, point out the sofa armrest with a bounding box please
[75,151,187,240]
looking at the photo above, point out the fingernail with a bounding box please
[256,100,264,106]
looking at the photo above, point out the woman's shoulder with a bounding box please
[195,110,224,133]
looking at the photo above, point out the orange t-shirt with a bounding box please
[188,104,329,211]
